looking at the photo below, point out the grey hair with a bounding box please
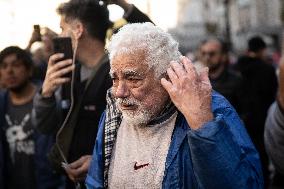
[107,22,181,77]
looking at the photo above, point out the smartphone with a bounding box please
[33,25,41,41]
[52,37,73,78]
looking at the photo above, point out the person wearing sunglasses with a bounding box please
[197,37,243,114]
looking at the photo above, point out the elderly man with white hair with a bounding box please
[85,22,263,189]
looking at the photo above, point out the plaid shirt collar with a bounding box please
[104,89,122,187]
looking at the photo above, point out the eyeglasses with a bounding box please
[200,51,219,58]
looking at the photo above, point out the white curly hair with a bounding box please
[107,22,181,77]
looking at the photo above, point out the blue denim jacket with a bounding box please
[86,92,263,189]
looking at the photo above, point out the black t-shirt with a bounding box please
[4,98,36,189]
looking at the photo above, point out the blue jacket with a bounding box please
[86,92,263,189]
[0,90,64,189]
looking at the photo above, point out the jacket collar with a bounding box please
[165,112,189,170]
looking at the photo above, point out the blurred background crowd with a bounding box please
[0,0,284,189]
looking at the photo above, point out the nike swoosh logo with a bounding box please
[134,162,149,170]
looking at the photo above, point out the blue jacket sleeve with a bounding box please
[188,107,263,189]
[85,112,106,189]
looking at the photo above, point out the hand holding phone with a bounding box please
[41,37,74,98]
[53,37,73,78]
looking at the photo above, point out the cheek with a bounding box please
[214,55,222,62]
[16,68,29,79]
[0,71,7,81]
[111,86,118,96]
[0,69,4,75]
[130,87,147,101]
[133,86,168,108]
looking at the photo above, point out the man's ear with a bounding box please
[72,20,84,40]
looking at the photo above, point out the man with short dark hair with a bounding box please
[0,46,62,189]
[86,22,263,189]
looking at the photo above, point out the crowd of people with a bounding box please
[0,0,284,189]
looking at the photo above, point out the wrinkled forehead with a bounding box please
[110,50,150,75]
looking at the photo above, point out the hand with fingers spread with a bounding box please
[41,53,74,98]
[161,56,213,130]
[62,155,92,183]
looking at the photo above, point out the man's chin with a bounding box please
[121,110,152,126]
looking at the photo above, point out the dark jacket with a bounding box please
[33,54,112,163]
[33,55,112,188]
[234,55,278,186]
[210,67,243,114]
[0,92,5,189]
[234,56,277,137]
[0,90,63,189]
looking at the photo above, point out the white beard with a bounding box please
[116,98,153,126]
[121,110,152,126]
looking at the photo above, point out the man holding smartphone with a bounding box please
[33,0,152,188]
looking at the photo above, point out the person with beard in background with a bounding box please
[197,37,243,114]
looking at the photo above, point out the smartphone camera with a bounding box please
[52,37,73,79]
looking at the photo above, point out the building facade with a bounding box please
[169,0,283,53]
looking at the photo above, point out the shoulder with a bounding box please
[235,55,250,65]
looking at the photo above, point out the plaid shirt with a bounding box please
[104,89,122,187]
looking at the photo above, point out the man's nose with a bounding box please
[114,81,129,98]
[202,55,211,64]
